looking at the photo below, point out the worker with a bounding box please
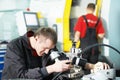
[74,3,105,64]
[2,27,109,80]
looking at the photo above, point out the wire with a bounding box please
[52,43,120,80]
[79,43,120,56]
[52,72,62,80]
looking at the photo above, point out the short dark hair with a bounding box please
[87,3,96,10]
[34,27,57,45]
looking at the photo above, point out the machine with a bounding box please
[50,43,120,80]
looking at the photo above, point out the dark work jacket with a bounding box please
[1,31,69,80]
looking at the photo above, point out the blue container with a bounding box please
[0,49,6,79]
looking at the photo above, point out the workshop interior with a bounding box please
[0,0,120,80]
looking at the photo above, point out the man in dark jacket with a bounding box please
[2,27,109,80]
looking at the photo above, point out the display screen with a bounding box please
[23,12,40,28]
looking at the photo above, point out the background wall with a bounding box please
[109,0,120,69]
[0,0,30,41]
[101,0,120,69]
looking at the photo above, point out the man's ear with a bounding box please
[34,36,38,41]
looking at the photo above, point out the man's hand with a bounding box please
[53,60,72,72]
[46,60,72,74]
[91,62,110,73]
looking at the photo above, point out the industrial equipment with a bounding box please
[51,43,120,80]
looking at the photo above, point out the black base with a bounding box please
[116,69,120,77]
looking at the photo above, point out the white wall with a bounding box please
[101,0,111,56]
[109,0,120,69]
[70,0,96,18]
[101,0,120,69]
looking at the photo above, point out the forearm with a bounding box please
[74,36,79,42]
[72,57,94,69]
[98,33,105,39]
[85,63,94,69]
[46,64,55,74]
[74,31,80,42]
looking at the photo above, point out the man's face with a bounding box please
[34,35,54,56]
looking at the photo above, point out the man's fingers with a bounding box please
[62,60,72,64]
[103,63,110,69]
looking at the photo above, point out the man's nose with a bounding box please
[44,49,50,54]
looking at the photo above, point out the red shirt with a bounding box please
[74,14,105,38]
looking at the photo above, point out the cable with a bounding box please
[79,43,120,56]
[52,72,62,80]
[52,43,120,80]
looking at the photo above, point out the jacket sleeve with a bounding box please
[2,41,48,79]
